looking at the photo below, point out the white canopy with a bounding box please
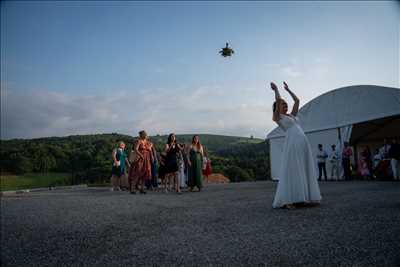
[267,85,400,180]
[267,85,400,139]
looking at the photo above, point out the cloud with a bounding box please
[1,86,275,140]
[1,88,133,139]
[282,66,303,78]
[273,55,333,80]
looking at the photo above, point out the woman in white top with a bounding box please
[270,81,321,209]
[177,148,187,188]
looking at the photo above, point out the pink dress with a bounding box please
[129,140,152,184]
[358,153,370,176]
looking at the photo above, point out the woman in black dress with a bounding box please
[164,133,184,193]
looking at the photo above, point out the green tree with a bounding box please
[14,155,33,175]
[224,166,252,182]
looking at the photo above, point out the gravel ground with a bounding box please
[1,181,400,267]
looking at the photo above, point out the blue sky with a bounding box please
[1,1,399,139]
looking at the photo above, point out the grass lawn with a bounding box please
[0,173,72,191]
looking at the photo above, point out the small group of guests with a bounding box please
[315,139,400,181]
[316,142,352,181]
[110,131,212,194]
[372,139,400,180]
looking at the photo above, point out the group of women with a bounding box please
[110,132,205,194]
[111,80,322,209]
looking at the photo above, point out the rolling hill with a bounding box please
[0,133,270,184]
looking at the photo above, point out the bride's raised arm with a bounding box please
[283,81,299,116]
[271,82,282,122]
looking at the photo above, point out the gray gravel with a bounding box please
[1,181,400,267]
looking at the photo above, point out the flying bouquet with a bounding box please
[219,42,234,57]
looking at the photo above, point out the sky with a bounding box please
[1,1,399,139]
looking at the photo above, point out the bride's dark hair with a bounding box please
[273,101,277,112]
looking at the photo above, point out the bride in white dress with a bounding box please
[270,81,321,209]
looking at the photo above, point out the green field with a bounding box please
[0,173,71,191]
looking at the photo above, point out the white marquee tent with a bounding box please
[266,85,400,180]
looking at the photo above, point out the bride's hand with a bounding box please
[283,81,289,91]
[270,82,278,91]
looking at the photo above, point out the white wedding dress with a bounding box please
[272,114,322,208]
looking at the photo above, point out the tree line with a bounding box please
[0,133,271,184]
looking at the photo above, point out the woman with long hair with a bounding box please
[270,81,321,209]
[128,130,153,194]
[188,135,204,192]
[143,136,158,190]
[164,133,184,193]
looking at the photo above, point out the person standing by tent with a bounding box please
[373,149,381,170]
[388,139,400,180]
[342,142,353,180]
[358,147,371,180]
[317,144,328,181]
[329,144,340,181]
[270,81,321,209]
[111,141,131,191]
[379,139,391,159]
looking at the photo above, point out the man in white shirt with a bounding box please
[379,139,391,159]
[329,144,340,181]
[317,144,328,181]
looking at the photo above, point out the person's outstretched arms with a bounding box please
[271,82,282,122]
[283,81,300,116]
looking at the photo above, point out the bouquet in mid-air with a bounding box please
[219,42,235,57]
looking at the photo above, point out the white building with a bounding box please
[267,85,400,180]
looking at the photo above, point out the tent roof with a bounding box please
[267,85,400,139]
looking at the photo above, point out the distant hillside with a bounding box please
[0,133,270,184]
[150,134,264,152]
